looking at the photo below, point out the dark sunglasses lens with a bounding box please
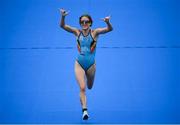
[81,20,90,24]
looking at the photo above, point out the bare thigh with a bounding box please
[86,63,96,89]
[74,61,86,91]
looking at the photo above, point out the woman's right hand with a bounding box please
[59,8,69,17]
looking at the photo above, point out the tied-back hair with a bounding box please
[79,14,93,27]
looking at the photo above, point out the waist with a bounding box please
[78,52,95,57]
[77,53,95,63]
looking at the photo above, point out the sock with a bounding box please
[82,108,87,112]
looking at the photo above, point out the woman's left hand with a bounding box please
[101,15,111,23]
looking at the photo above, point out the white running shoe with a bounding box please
[82,110,89,120]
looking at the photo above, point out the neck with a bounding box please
[82,28,90,33]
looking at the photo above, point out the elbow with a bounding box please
[60,22,65,28]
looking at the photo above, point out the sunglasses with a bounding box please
[80,20,90,25]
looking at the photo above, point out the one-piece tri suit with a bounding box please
[76,29,97,72]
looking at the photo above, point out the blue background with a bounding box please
[0,0,180,124]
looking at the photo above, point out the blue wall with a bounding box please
[0,0,180,123]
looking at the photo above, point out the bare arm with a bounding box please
[94,16,113,36]
[59,9,79,36]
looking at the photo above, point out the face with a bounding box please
[80,16,91,30]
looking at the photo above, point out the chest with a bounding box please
[78,35,93,47]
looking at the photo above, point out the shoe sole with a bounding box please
[83,114,89,120]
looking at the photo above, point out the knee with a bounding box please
[87,85,92,90]
[87,80,93,90]
[80,86,86,93]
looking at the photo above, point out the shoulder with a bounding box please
[90,29,98,41]
[91,29,96,33]
[91,29,96,35]
[75,29,81,37]
[91,28,101,36]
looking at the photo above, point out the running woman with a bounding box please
[59,8,113,120]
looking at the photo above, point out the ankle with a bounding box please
[82,108,88,112]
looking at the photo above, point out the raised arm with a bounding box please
[59,9,79,36]
[94,16,113,36]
